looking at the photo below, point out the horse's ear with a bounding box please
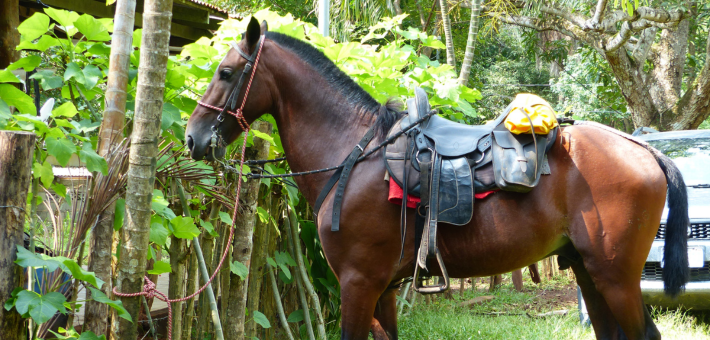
[260,20,268,34]
[245,17,261,49]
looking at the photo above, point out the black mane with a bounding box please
[265,31,401,137]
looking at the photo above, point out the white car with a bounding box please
[638,130,710,309]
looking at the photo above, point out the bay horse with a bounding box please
[185,18,689,340]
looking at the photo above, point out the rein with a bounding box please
[113,36,265,340]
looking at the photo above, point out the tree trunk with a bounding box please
[109,0,172,336]
[439,0,456,69]
[224,121,272,339]
[458,0,482,85]
[196,202,220,339]
[0,0,20,69]
[88,3,137,331]
[169,236,188,340]
[182,249,198,338]
[488,275,502,292]
[0,131,35,340]
[245,187,270,338]
[254,189,281,340]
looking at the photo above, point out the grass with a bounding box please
[328,273,710,339]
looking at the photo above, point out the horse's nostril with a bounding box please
[187,135,194,152]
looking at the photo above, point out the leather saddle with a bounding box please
[383,87,558,294]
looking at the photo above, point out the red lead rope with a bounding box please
[113,39,264,340]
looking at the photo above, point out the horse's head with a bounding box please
[186,17,270,161]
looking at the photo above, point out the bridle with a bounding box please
[197,35,265,152]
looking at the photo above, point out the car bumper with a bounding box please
[641,281,710,309]
[641,238,710,309]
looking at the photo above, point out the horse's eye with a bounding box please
[219,69,232,80]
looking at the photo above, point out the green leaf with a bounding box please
[82,64,103,90]
[74,14,111,41]
[219,211,232,225]
[132,29,142,48]
[15,246,60,271]
[17,35,58,51]
[15,290,67,324]
[64,62,85,84]
[230,261,249,280]
[33,160,54,188]
[287,309,304,323]
[44,8,80,34]
[0,84,36,115]
[52,183,67,198]
[52,102,78,118]
[200,219,218,237]
[0,70,20,83]
[18,13,50,41]
[4,287,23,311]
[30,69,64,90]
[7,55,42,72]
[114,199,125,231]
[46,137,76,166]
[149,219,168,245]
[161,102,181,130]
[252,310,271,329]
[77,331,107,340]
[275,251,297,267]
[147,261,171,275]
[266,257,277,268]
[250,129,274,144]
[71,119,101,134]
[79,143,108,175]
[55,256,104,288]
[88,287,132,323]
[170,216,200,239]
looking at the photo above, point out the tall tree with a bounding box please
[458,0,483,85]
[494,1,710,130]
[0,131,35,340]
[109,0,172,337]
[439,0,456,68]
[0,0,19,68]
[86,0,137,335]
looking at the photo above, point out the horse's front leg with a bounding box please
[372,288,398,340]
[339,269,392,340]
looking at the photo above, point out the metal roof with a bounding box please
[52,167,92,179]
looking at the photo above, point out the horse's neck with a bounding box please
[269,56,376,204]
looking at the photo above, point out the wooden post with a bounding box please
[512,269,523,292]
[0,0,20,69]
[0,131,36,340]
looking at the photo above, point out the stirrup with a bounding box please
[412,249,450,294]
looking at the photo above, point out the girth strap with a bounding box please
[313,126,376,232]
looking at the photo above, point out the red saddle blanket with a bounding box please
[388,180,498,208]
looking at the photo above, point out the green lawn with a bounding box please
[395,276,710,340]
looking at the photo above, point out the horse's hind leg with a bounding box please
[371,288,398,340]
[568,256,626,339]
[567,250,661,340]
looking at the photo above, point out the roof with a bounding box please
[638,130,710,141]
[183,0,228,14]
[52,167,92,179]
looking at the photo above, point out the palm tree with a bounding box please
[439,0,456,68]
[109,0,172,337]
[85,0,137,335]
[458,0,483,85]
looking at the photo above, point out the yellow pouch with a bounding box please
[504,93,558,135]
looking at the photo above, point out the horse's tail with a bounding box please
[571,121,689,297]
[646,146,689,297]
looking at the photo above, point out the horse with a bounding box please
[185,18,689,340]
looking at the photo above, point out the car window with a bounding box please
[648,138,710,186]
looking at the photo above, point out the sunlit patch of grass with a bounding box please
[650,307,710,340]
